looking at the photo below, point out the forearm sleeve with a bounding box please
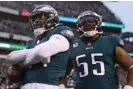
[7,49,31,65]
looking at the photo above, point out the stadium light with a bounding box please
[21,12,30,16]
[102,22,125,28]
[59,16,77,23]
[59,16,125,29]
[20,12,125,29]
[0,43,26,50]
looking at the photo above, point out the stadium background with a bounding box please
[0,1,132,89]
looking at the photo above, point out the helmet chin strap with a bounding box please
[79,28,103,38]
[34,28,50,37]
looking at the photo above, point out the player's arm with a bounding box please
[24,34,70,66]
[24,28,74,66]
[65,59,74,78]
[59,59,74,89]
[60,59,74,85]
[6,49,31,65]
[115,44,133,89]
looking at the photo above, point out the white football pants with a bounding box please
[21,83,59,89]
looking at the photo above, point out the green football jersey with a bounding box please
[70,35,123,89]
[23,26,73,85]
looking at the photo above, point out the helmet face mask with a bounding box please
[79,18,99,31]
[77,11,102,38]
[29,4,59,37]
[30,12,52,30]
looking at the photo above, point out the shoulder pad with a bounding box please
[54,25,71,32]
[60,30,74,40]
[109,35,124,47]
[115,35,124,47]
[54,25,75,41]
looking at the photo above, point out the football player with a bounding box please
[69,11,133,89]
[7,4,74,89]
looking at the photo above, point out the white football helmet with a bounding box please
[29,4,59,37]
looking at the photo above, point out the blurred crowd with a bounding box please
[0,1,122,37]
[0,20,32,37]
[0,1,122,23]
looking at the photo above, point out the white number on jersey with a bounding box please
[76,53,105,77]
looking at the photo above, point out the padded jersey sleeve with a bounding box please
[109,35,124,48]
[114,35,124,48]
